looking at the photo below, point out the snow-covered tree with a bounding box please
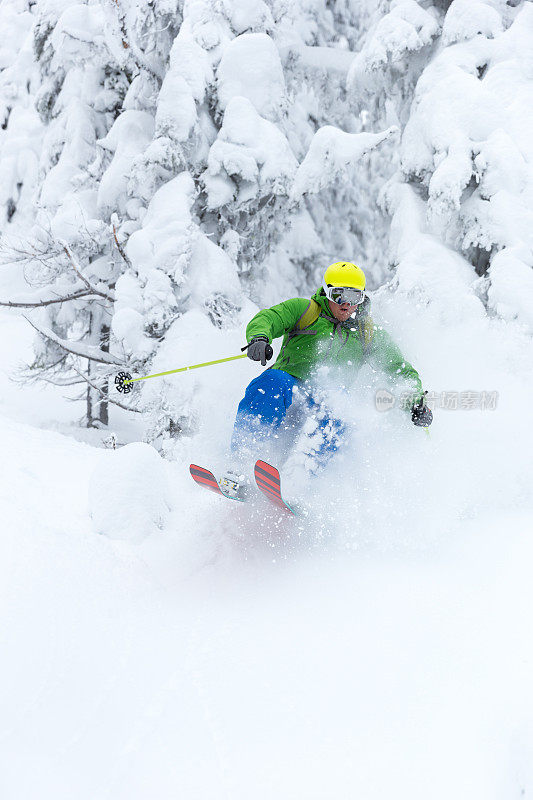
[348,0,533,331]
[1,0,181,426]
[0,0,41,230]
[2,0,399,441]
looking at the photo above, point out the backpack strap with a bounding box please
[295,299,321,331]
[286,299,321,339]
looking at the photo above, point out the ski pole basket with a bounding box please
[114,371,133,394]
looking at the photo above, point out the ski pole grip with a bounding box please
[241,339,274,360]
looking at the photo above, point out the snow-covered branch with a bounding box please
[279,43,356,76]
[110,0,164,82]
[24,317,124,366]
[290,126,399,202]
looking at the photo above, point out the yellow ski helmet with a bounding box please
[323,261,366,291]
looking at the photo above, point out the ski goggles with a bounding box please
[323,284,366,306]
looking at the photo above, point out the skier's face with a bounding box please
[328,299,357,322]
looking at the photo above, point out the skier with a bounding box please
[220,262,432,497]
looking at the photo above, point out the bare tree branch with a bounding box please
[0,247,59,265]
[112,224,132,268]
[12,354,67,387]
[39,374,85,387]
[0,289,103,308]
[24,315,124,366]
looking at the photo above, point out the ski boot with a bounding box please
[218,468,252,501]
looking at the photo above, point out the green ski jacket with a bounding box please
[246,288,423,401]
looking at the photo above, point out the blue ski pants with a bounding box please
[231,368,344,467]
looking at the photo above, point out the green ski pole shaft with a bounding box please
[124,353,247,385]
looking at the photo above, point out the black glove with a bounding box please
[411,392,433,427]
[245,336,273,367]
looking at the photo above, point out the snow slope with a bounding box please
[1,294,533,798]
[2,2,532,795]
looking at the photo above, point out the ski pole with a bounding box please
[114,350,249,394]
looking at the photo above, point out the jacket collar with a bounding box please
[311,288,332,315]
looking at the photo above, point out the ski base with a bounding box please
[254,460,296,515]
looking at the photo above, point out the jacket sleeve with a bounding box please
[246,298,310,343]
[369,326,424,404]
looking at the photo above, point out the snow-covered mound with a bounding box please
[89,442,171,542]
[1,383,533,799]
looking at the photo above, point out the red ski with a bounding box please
[254,460,296,515]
